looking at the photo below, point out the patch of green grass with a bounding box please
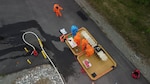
[87,0,150,58]
[0,74,6,77]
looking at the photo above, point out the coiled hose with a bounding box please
[22,31,65,84]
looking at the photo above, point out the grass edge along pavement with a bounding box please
[87,0,150,59]
[75,0,150,82]
[86,0,150,60]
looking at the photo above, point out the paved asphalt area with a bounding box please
[0,0,149,84]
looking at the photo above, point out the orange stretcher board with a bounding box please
[65,27,117,80]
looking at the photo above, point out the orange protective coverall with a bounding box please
[53,4,63,17]
[73,32,81,46]
[85,44,94,57]
[81,39,88,50]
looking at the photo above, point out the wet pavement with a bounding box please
[0,20,77,80]
[0,20,49,75]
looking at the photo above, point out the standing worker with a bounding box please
[53,4,63,17]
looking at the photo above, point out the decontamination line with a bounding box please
[22,31,65,84]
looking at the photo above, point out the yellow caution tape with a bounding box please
[24,47,29,53]
[38,38,43,48]
[41,50,47,59]
[27,59,32,64]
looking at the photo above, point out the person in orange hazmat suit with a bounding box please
[85,44,94,57]
[53,4,63,17]
[73,32,81,46]
[81,39,88,50]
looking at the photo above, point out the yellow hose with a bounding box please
[38,38,43,48]
[24,47,29,53]
[41,50,47,59]
[27,59,32,64]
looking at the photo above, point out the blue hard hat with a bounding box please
[71,25,78,37]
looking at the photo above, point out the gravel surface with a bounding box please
[0,64,63,84]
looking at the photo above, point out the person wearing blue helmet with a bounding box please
[71,25,78,37]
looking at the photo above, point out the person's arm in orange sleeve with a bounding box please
[58,6,63,10]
